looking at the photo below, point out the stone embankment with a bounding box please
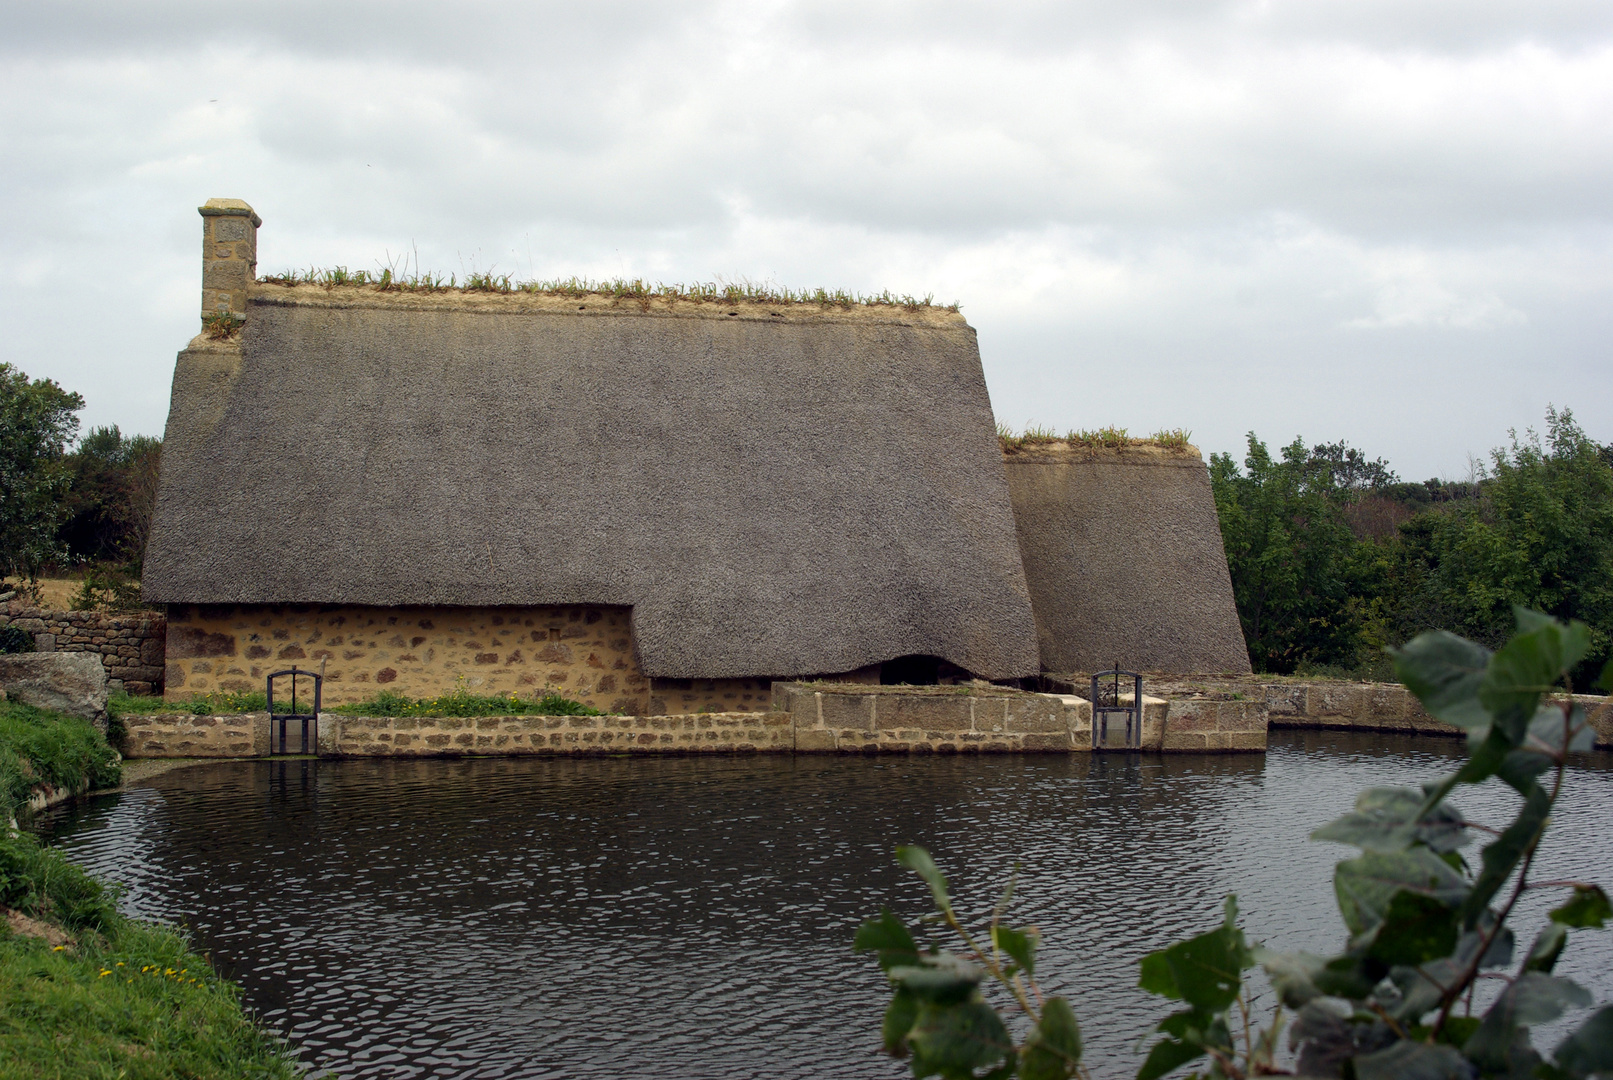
[119,680,1271,758]
[0,600,166,695]
[1146,674,1613,749]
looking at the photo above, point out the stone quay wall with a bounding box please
[118,683,1276,759]
[1148,674,1613,749]
[0,601,167,695]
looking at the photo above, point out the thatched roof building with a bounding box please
[145,199,1250,711]
[144,219,1041,692]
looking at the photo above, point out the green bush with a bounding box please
[0,626,33,655]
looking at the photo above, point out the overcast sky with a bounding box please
[2,1,1609,480]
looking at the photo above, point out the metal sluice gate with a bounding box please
[1090,664,1143,751]
[266,666,322,754]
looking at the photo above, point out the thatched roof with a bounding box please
[1003,441,1251,675]
[144,285,1040,680]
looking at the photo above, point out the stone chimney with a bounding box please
[198,198,261,324]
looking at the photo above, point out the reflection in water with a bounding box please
[38,733,1613,1079]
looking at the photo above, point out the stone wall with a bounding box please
[1149,674,1613,749]
[164,603,649,713]
[325,712,794,756]
[0,601,166,694]
[119,683,1278,759]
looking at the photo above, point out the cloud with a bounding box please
[0,1,1608,479]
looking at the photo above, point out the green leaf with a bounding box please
[1386,956,1466,1022]
[1334,849,1470,936]
[1312,786,1470,854]
[882,986,918,1057]
[1391,630,1493,734]
[1525,923,1568,974]
[1525,704,1596,757]
[1258,948,1327,1008]
[1553,1005,1613,1076]
[1463,972,1591,1073]
[1366,891,1460,967]
[907,998,1013,1079]
[896,845,951,912]
[1135,1032,1204,1080]
[1454,728,1513,786]
[855,909,920,972]
[1019,997,1082,1080]
[1137,1009,1225,1080]
[889,953,983,1006]
[1480,611,1589,744]
[1550,884,1612,929]
[1496,746,1555,795]
[1351,1039,1471,1080]
[1136,898,1250,1012]
[991,924,1037,979]
[1461,784,1552,928]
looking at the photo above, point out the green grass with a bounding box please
[0,703,121,822]
[329,687,603,718]
[997,424,1196,453]
[0,832,302,1079]
[259,266,960,313]
[109,691,291,718]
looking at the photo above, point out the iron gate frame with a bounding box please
[1090,664,1143,751]
[266,666,322,755]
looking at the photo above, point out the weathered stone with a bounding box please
[0,652,108,723]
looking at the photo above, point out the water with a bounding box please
[36,732,1613,1079]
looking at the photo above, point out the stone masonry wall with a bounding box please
[164,604,649,713]
[0,601,166,694]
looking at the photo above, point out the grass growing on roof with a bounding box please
[997,424,1196,452]
[258,266,961,313]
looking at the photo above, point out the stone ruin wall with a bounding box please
[0,600,167,695]
[164,603,650,714]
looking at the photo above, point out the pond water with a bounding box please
[36,732,1613,1080]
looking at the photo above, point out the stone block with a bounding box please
[1004,696,1064,734]
[0,652,108,723]
[1263,684,1308,717]
[876,694,973,732]
[819,693,874,732]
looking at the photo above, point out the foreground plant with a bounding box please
[859,608,1612,1079]
[1135,607,1612,1079]
[855,847,1085,1079]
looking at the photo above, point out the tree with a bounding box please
[0,363,83,583]
[1380,408,1613,684]
[58,425,163,566]
[1209,435,1366,673]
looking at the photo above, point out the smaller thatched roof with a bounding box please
[1003,441,1251,675]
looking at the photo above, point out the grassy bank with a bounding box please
[0,701,121,814]
[0,705,302,1077]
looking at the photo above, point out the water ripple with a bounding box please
[36,732,1613,1079]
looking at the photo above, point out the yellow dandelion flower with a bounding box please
[99,970,112,977]
[53,945,66,952]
